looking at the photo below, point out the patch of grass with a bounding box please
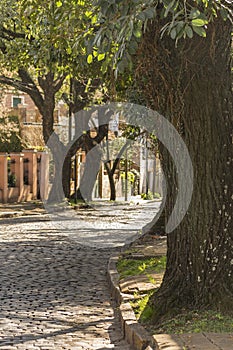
[153,310,233,334]
[117,256,166,279]
[69,199,85,206]
[130,290,156,322]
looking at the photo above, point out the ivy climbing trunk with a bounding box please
[136,17,233,320]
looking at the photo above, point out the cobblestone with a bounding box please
[0,215,133,350]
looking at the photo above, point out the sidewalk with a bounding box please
[0,201,45,218]
[0,196,160,218]
[108,234,233,350]
[153,332,233,350]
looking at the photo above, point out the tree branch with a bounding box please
[1,26,26,40]
[111,140,131,175]
[0,75,33,95]
[18,69,44,107]
[54,75,67,92]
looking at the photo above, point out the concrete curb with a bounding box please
[107,254,158,350]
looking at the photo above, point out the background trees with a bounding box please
[0,0,110,201]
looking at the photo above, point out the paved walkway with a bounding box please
[0,215,131,350]
[1,202,232,350]
[153,333,233,350]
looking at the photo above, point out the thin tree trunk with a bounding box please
[62,154,72,198]
[104,140,131,201]
[104,161,116,200]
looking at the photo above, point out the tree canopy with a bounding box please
[0,0,112,201]
[0,0,91,75]
[86,0,232,74]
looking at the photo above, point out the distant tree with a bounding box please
[0,0,110,201]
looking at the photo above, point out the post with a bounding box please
[23,149,38,199]
[69,78,73,142]
[0,153,8,203]
[125,148,128,201]
[145,136,149,195]
[74,153,78,204]
[10,153,24,202]
[38,151,49,201]
[98,163,103,198]
[152,155,157,194]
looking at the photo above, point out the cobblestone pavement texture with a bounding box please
[0,201,160,350]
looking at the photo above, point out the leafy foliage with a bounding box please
[88,0,232,73]
[0,0,92,75]
[0,115,23,152]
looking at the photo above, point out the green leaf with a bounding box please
[175,21,185,38]
[191,18,208,27]
[97,53,105,61]
[170,27,177,40]
[87,54,93,64]
[143,8,155,20]
[128,40,138,55]
[220,8,228,21]
[133,28,142,39]
[56,1,62,7]
[66,46,72,54]
[189,9,201,19]
[137,12,146,21]
[192,25,206,37]
[164,0,175,18]
[185,25,193,39]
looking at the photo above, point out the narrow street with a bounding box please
[0,200,161,349]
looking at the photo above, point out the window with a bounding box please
[12,96,23,108]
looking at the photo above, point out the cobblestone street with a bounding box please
[0,218,129,349]
[0,201,161,349]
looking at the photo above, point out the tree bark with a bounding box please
[104,161,116,201]
[71,108,112,201]
[136,17,233,320]
[77,144,103,202]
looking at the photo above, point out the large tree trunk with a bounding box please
[136,17,233,320]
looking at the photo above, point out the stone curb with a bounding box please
[107,254,158,350]
[0,211,23,218]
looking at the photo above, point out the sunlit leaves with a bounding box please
[87,54,93,63]
[86,0,232,77]
[0,0,95,76]
[189,8,201,19]
[191,17,208,26]
[56,1,63,7]
[192,25,206,37]
[97,53,105,61]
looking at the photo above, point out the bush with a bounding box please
[8,173,16,187]
[141,190,161,200]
